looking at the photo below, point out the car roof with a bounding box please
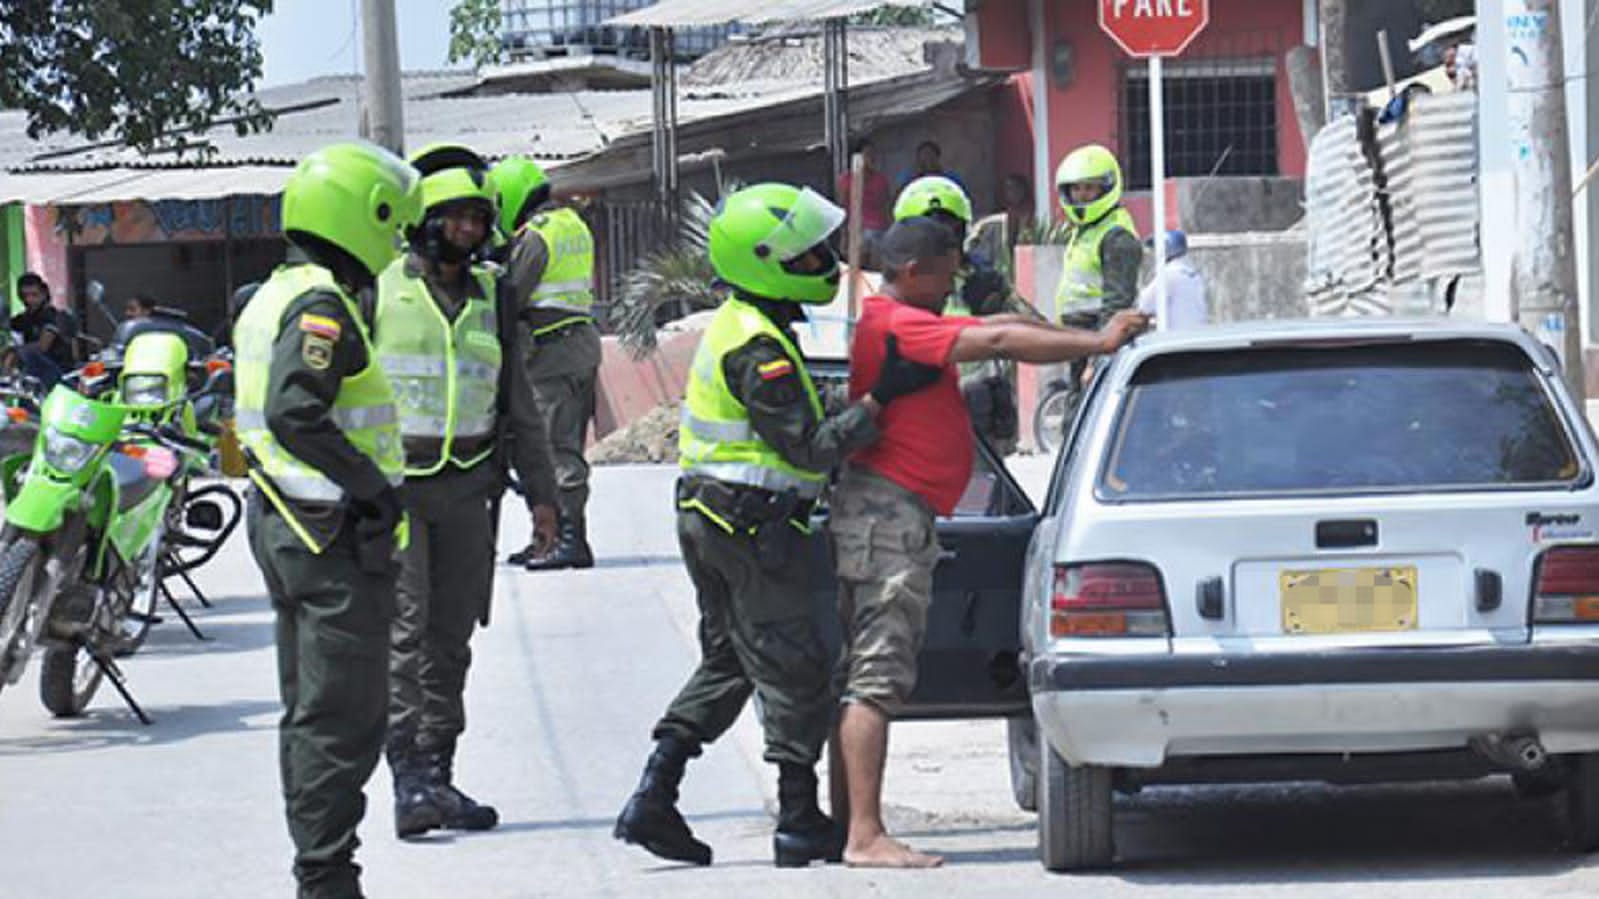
[1121,317,1545,362]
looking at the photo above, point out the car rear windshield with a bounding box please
[1100,339,1583,500]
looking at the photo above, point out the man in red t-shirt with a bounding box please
[829,218,1146,868]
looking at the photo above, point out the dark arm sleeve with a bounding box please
[725,336,878,474]
[496,283,559,509]
[502,230,549,311]
[1099,228,1145,314]
[264,291,392,504]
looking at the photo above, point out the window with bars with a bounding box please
[1121,58,1280,190]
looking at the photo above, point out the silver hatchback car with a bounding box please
[1014,318,1599,871]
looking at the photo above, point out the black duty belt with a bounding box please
[676,476,814,532]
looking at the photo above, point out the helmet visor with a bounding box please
[759,188,846,263]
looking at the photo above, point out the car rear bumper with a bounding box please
[1030,644,1599,767]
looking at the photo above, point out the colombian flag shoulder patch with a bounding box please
[757,358,795,381]
[299,314,342,340]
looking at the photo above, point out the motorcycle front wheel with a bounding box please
[0,535,44,694]
[39,637,102,718]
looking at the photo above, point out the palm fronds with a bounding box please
[609,187,734,358]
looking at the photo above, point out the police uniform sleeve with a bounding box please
[1099,228,1145,314]
[724,336,878,474]
[495,283,559,509]
[502,228,550,311]
[264,290,393,503]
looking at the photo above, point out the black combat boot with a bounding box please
[387,740,443,839]
[421,745,499,831]
[772,762,846,868]
[506,543,540,565]
[523,520,594,571]
[614,735,712,865]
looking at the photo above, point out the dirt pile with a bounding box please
[588,402,681,465]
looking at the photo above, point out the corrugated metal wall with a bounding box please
[1304,92,1479,317]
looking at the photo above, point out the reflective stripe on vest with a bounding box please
[677,297,827,500]
[233,263,404,551]
[373,260,503,476]
[521,208,596,323]
[1054,208,1137,319]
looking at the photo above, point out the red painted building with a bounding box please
[966,0,1314,233]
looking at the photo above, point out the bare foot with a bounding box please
[844,834,944,869]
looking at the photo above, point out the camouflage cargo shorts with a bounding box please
[828,466,939,712]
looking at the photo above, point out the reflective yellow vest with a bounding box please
[520,208,596,335]
[1054,207,1138,319]
[678,297,827,510]
[373,259,502,476]
[234,264,405,552]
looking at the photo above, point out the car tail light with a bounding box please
[1050,562,1169,638]
[1534,546,1599,623]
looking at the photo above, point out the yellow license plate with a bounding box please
[1280,566,1419,635]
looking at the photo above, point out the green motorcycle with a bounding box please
[0,330,232,722]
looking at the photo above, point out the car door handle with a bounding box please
[936,542,958,564]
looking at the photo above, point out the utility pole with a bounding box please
[360,0,405,154]
[1505,0,1584,402]
[1317,0,1351,119]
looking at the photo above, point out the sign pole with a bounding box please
[1149,54,1168,329]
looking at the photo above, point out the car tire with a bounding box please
[1008,716,1039,813]
[1037,732,1114,871]
[1564,753,1599,851]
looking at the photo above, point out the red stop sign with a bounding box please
[1099,0,1210,57]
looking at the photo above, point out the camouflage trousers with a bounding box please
[828,466,939,712]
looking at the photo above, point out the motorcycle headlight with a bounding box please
[43,428,97,473]
[123,374,169,408]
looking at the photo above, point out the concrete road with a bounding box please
[1,463,1596,897]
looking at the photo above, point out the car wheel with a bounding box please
[1008,716,1039,813]
[1564,753,1599,851]
[1037,731,1114,871]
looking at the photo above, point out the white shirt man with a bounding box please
[1137,242,1208,330]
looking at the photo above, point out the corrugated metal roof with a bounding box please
[611,0,932,27]
[0,166,292,204]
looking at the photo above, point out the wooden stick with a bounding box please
[845,151,867,340]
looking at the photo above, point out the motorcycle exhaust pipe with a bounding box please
[1469,732,1550,772]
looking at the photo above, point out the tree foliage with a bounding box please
[448,0,504,68]
[0,0,275,154]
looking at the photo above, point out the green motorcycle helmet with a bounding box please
[410,144,494,218]
[491,155,552,237]
[281,141,422,279]
[893,175,973,224]
[1055,143,1124,226]
[709,183,846,305]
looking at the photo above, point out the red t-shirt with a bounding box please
[849,294,979,516]
[836,169,893,231]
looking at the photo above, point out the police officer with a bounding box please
[375,144,560,839]
[1054,144,1143,405]
[493,156,601,571]
[893,175,1041,454]
[235,141,419,899]
[613,182,943,868]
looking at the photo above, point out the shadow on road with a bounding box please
[0,697,280,755]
